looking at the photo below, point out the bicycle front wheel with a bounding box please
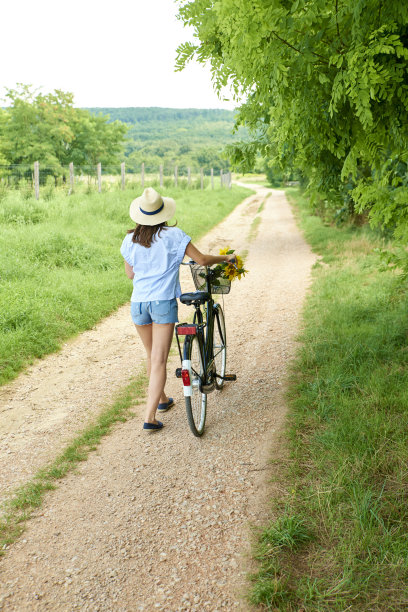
[184,334,207,437]
[213,304,227,390]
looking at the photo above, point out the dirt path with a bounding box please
[0,185,315,610]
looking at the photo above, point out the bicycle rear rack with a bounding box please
[175,322,202,362]
[175,322,237,384]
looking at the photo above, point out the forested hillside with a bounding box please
[86,107,248,173]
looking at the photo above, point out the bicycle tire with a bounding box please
[184,335,207,437]
[213,305,227,390]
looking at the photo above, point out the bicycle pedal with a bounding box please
[223,374,237,382]
[175,368,182,378]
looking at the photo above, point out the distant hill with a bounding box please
[86,107,244,173]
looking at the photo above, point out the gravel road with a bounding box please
[0,185,315,610]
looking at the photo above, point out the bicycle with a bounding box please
[175,260,236,436]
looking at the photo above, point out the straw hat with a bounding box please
[129,188,176,226]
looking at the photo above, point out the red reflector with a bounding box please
[181,369,191,386]
[177,326,197,335]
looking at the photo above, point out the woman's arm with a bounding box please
[185,242,235,267]
[124,261,135,279]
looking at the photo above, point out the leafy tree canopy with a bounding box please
[176,0,408,238]
[1,85,127,173]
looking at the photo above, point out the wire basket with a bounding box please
[190,264,231,294]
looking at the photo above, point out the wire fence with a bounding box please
[0,162,232,199]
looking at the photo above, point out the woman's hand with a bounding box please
[185,242,237,267]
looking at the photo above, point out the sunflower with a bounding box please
[219,246,231,256]
[217,248,248,282]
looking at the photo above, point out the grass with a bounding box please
[0,370,148,553]
[250,189,408,610]
[249,216,262,242]
[257,200,265,214]
[0,182,252,385]
[235,172,268,185]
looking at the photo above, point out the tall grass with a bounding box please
[0,183,251,385]
[250,189,408,610]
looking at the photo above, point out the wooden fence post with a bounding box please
[187,167,191,187]
[121,162,125,190]
[211,168,214,190]
[174,165,178,187]
[141,162,145,188]
[228,171,232,189]
[69,162,74,195]
[200,167,204,190]
[220,169,223,188]
[34,161,40,200]
[160,164,163,188]
[97,163,102,193]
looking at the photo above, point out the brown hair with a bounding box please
[127,221,176,248]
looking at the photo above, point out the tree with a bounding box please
[176,1,408,237]
[0,109,9,167]
[68,111,127,170]
[0,85,127,175]
[1,85,76,169]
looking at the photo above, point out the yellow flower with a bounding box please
[217,247,249,282]
[219,246,231,256]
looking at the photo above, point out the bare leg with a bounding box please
[135,323,174,423]
[134,324,169,404]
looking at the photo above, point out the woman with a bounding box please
[121,187,235,432]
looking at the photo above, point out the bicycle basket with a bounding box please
[190,264,231,295]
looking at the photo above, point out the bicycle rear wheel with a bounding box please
[184,335,207,436]
[213,305,227,390]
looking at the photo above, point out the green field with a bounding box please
[0,183,251,386]
[250,189,408,610]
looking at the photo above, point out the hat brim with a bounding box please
[129,196,176,226]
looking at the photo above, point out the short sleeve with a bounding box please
[120,234,134,266]
[176,230,191,265]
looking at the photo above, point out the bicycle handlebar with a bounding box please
[182,257,237,267]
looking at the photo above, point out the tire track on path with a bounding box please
[0,185,315,610]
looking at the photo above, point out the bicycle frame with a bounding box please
[176,261,236,436]
[193,297,216,392]
[175,266,220,393]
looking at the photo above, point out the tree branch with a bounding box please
[271,31,329,64]
[336,0,340,38]
[271,30,302,54]
[335,0,347,49]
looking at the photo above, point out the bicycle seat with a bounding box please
[179,291,210,305]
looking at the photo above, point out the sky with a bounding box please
[0,0,236,110]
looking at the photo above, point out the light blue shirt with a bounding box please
[120,227,191,302]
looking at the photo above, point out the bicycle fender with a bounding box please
[182,359,192,397]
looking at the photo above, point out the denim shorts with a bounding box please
[130,298,178,326]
